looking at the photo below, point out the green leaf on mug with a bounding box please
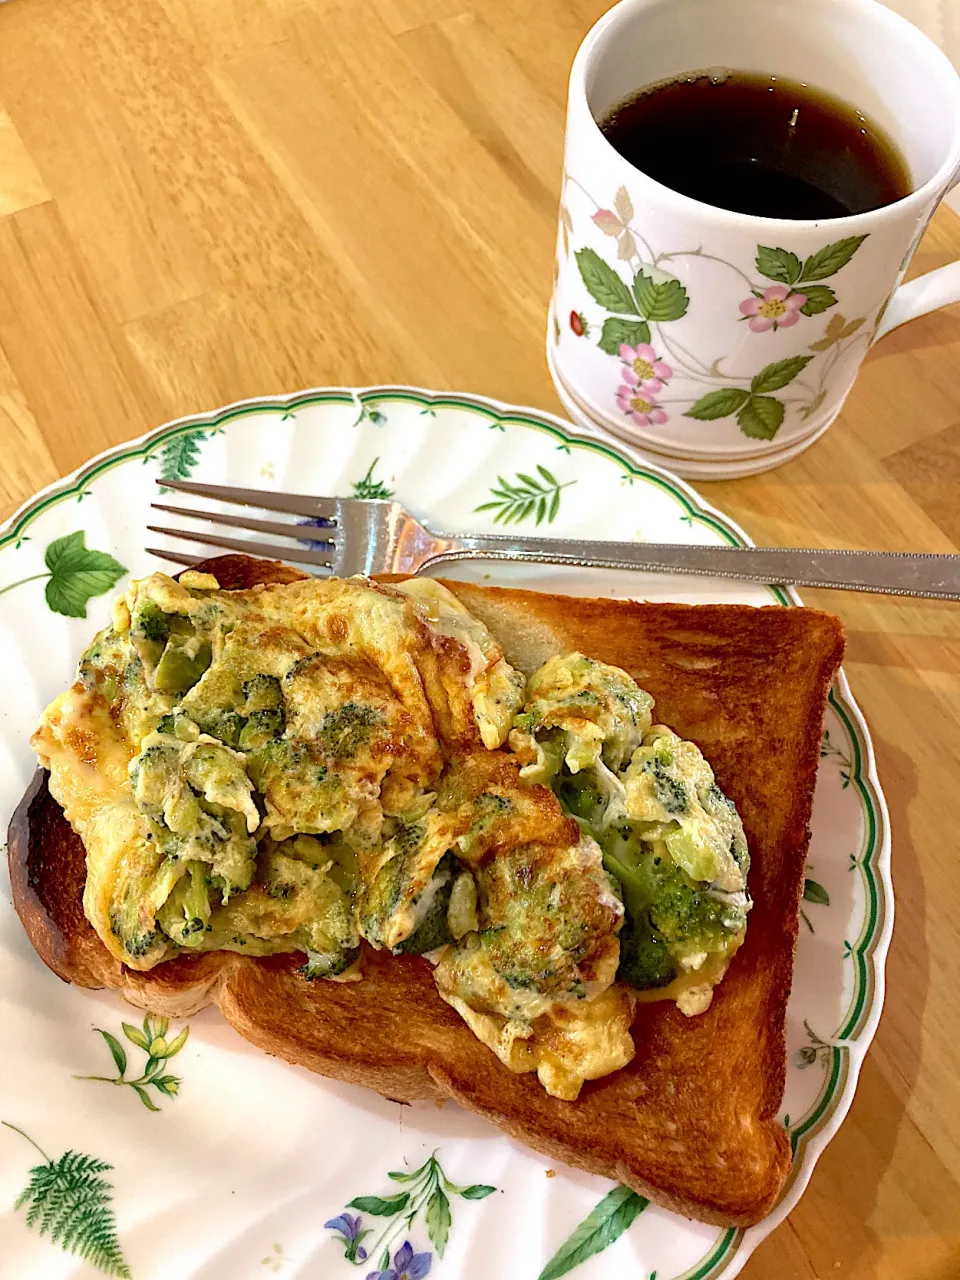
[574,248,638,313]
[737,396,785,439]
[756,245,802,285]
[597,316,651,354]
[750,355,813,394]
[799,235,868,282]
[633,269,689,322]
[684,388,750,420]
[799,285,838,316]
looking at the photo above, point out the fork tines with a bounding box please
[156,479,338,521]
[149,479,338,570]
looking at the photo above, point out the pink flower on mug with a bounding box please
[617,382,668,428]
[618,343,674,395]
[739,285,808,332]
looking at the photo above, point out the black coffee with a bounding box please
[599,70,912,219]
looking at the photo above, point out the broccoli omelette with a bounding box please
[32,570,751,1101]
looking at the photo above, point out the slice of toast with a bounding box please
[8,554,844,1226]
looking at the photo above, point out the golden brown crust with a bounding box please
[7,554,845,1226]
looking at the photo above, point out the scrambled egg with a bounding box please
[515,662,752,1015]
[32,570,751,1100]
[433,833,634,1099]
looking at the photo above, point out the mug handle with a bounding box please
[874,260,960,340]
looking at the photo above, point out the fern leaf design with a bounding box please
[156,429,206,483]
[351,458,394,500]
[474,465,575,526]
[4,1124,132,1278]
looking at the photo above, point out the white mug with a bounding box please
[547,0,960,478]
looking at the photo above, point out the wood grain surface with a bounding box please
[0,1,958,1276]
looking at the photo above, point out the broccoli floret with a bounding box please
[301,945,360,980]
[555,772,605,827]
[110,909,166,961]
[317,703,383,758]
[650,862,748,948]
[602,834,677,989]
[705,784,750,873]
[601,831,744,991]
[458,792,513,856]
[154,637,212,695]
[78,632,122,692]
[551,758,626,837]
[247,738,352,834]
[242,674,283,712]
[191,708,245,748]
[265,880,295,901]
[615,913,676,989]
[208,871,248,904]
[393,818,425,854]
[157,862,213,945]
[360,856,404,941]
[238,707,285,750]
[397,854,456,955]
[132,599,175,644]
[248,739,328,789]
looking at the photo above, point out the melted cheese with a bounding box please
[439,983,636,1101]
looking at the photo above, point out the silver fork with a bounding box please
[148,479,960,600]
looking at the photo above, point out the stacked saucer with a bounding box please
[546,339,838,480]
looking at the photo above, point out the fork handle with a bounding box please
[422,537,960,600]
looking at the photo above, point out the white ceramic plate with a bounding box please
[0,387,891,1280]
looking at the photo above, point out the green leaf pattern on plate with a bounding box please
[537,1185,649,1280]
[327,1152,495,1270]
[821,729,853,788]
[156,428,207,484]
[475,465,575,525]
[2,1122,132,1278]
[798,235,868,281]
[685,388,750,421]
[77,1015,189,1111]
[351,458,395,500]
[798,285,839,316]
[800,871,831,934]
[750,356,814,394]
[754,245,802,285]
[794,1020,835,1070]
[803,878,830,907]
[0,531,126,618]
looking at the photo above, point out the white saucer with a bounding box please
[547,340,835,478]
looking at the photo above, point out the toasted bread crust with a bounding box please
[7,554,844,1225]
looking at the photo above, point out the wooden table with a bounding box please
[0,1,957,1275]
